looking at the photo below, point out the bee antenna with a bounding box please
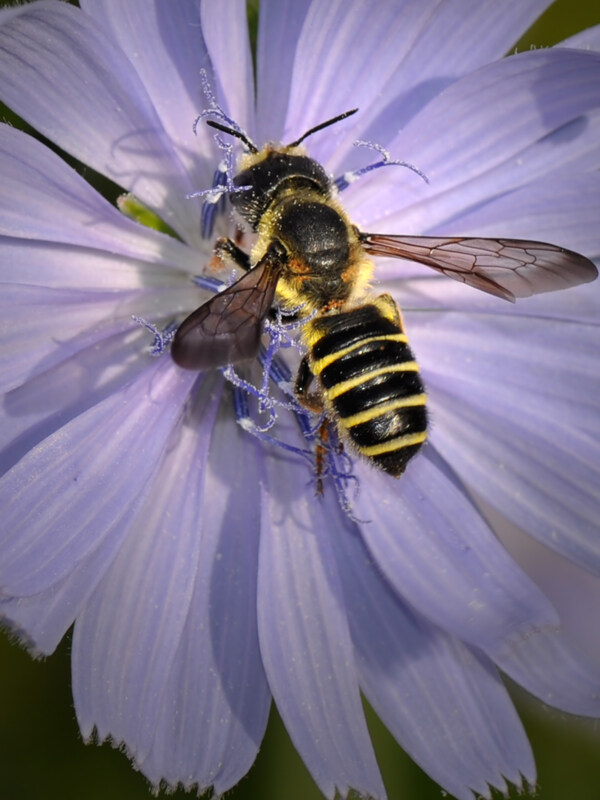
[205,119,259,154]
[287,108,358,148]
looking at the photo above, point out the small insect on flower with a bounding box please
[171,108,598,477]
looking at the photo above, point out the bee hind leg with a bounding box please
[295,356,333,494]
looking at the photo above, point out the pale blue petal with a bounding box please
[0,511,135,655]
[138,398,270,794]
[283,0,438,154]
[382,275,600,332]
[80,0,214,194]
[559,25,600,51]
[0,2,201,240]
[382,264,600,339]
[494,508,600,666]
[285,0,553,168]
[329,511,535,800]
[0,358,195,598]
[72,383,219,758]
[490,629,600,717]
[345,48,600,233]
[0,286,134,395]
[0,236,186,291]
[257,429,385,800]
[479,506,600,715]
[0,331,150,480]
[0,338,158,653]
[0,124,200,272]
[0,4,23,25]
[425,340,600,573]
[355,447,558,651]
[0,284,191,394]
[255,0,312,143]
[414,312,600,438]
[200,0,254,135]
[435,172,600,257]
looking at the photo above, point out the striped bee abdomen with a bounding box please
[308,299,427,476]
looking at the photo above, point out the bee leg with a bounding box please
[294,355,324,413]
[213,237,252,272]
[295,356,331,494]
[314,419,331,495]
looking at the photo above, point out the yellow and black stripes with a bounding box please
[306,301,427,476]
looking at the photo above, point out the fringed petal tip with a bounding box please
[0,609,46,659]
[77,726,214,796]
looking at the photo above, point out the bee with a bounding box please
[171,110,598,477]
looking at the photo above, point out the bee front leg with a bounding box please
[214,237,252,272]
[295,355,324,413]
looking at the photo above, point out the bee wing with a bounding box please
[360,234,598,302]
[171,254,283,370]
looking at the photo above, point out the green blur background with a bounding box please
[1,1,600,799]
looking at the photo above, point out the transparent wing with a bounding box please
[360,234,598,302]
[171,251,283,370]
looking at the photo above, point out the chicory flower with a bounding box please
[0,2,599,799]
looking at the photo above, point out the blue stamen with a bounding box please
[188,135,252,223]
[194,70,257,152]
[293,406,322,442]
[232,385,315,465]
[201,160,228,238]
[335,139,429,191]
[132,316,177,355]
[191,71,259,239]
[318,424,365,523]
[222,365,278,431]
[192,274,227,293]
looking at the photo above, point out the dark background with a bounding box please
[1,1,600,798]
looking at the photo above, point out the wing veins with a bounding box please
[361,234,597,301]
[171,248,284,369]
